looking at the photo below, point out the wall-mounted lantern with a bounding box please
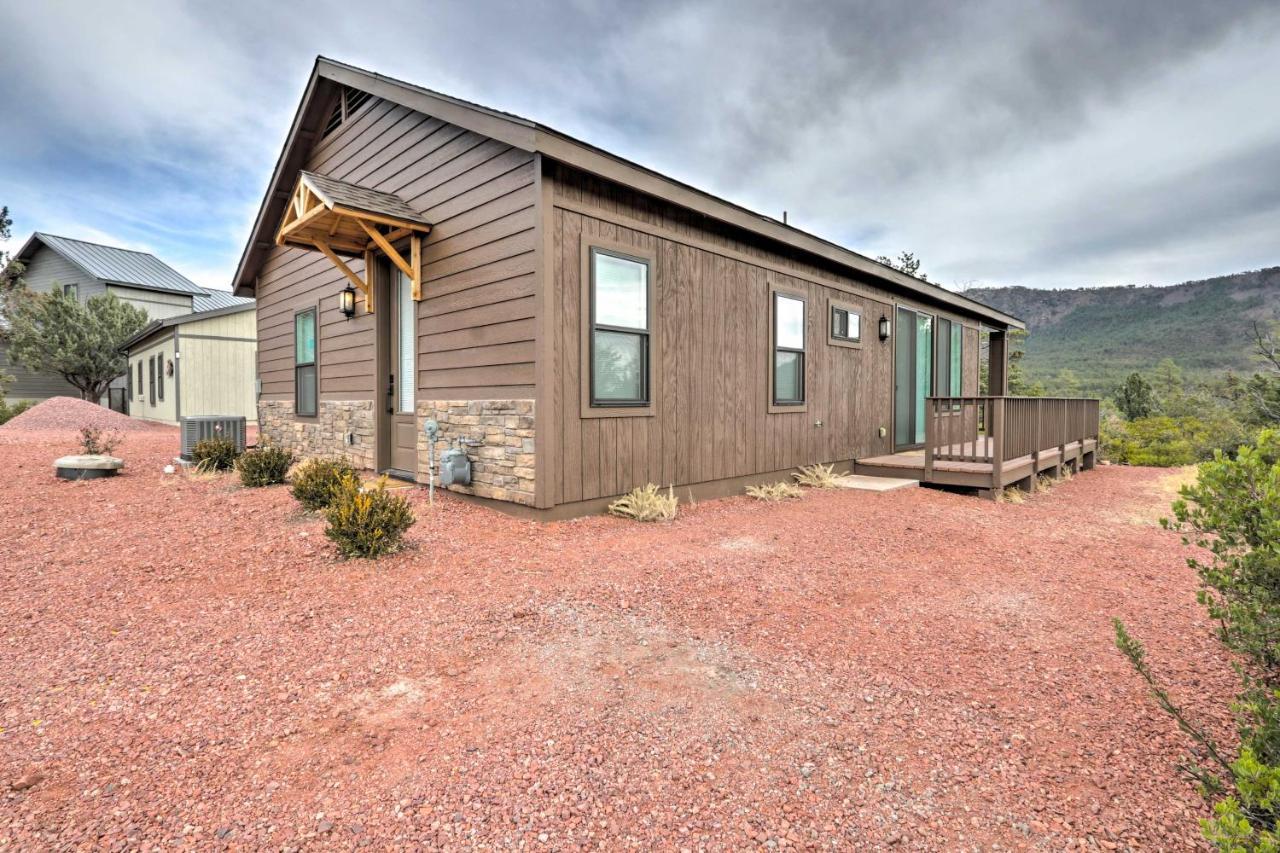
[878,314,891,342]
[339,284,357,319]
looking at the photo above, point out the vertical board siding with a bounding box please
[550,164,981,505]
[254,95,537,404]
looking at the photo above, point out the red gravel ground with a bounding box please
[0,397,170,433]
[0,428,1235,849]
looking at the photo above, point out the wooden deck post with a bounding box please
[990,397,1005,493]
[1029,399,1042,491]
[988,331,1009,396]
[924,398,935,481]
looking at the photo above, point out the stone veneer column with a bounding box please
[256,400,375,470]
[415,400,535,505]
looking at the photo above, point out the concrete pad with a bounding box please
[833,474,919,492]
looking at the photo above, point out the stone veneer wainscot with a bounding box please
[416,400,535,505]
[257,400,375,469]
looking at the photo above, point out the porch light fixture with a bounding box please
[339,284,357,318]
[878,314,891,342]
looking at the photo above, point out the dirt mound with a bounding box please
[0,396,168,433]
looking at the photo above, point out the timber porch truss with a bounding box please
[274,170,433,312]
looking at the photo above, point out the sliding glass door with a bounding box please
[893,307,934,448]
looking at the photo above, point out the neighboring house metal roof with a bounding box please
[192,289,255,313]
[299,170,434,227]
[233,56,1024,329]
[117,300,256,353]
[18,233,207,296]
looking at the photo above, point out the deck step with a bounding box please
[834,474,919,492]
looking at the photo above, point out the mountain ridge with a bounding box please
[966,266,1280,394]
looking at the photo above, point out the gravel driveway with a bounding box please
[0,428,1233,849]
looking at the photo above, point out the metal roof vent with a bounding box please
[180,416,247,460]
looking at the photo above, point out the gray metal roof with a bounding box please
[192,289,254,313]
[29,233,206,296]
[300,170,433,227]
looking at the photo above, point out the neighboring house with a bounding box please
[232,57,1097,516]
[2,233,240,409]
[119,300,258,426]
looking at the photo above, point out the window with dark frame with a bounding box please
[295,309,318,417]
[830,305,861,343]
[127,362,133,398]
[148,355,156,406]
[157,351,164,401]
[773,292,806,406]
[935,319,964,402]
[589,248,649,407]
[63,283,77,300]
[137,361,143,399]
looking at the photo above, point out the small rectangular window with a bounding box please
[589,248,649,406]
[773,292,806,406]
[157,351,164,401]
[63,283,78,300]
[295,309,318,417]
[830,305,861,344]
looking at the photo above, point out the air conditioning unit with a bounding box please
[180,416,247,460]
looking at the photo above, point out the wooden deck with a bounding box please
[855,397,1101,497]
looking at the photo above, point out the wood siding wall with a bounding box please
[544,163,984,506]
[107,285,194,320]
[127,335,177,424]
[179,311,258,424]
[254,95,537,405]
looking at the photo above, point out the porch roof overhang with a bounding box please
[273,171,433,310]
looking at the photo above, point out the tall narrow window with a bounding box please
[295,309,317,417]
[148,355,156,406]
[773,292,806,406]
[589,248,649,406]
[127,361,133,398]
[157,351,164,401]
[396,270,415,414]
[950,326,963,396]
[137,361,143,399]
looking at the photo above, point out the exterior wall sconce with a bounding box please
[878,314,891,341]
[339,284,357,318]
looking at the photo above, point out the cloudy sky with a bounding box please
[1,0,1278,292]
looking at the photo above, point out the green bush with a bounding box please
[1115,430,1280,849]
[236,445,294,487]
[1104,414,1249,467]
[0,398,33,426]
[191,436,239,472]
[290,457,357,511]
[324,474,415,558]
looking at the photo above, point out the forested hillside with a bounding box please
[969,267,1280,395]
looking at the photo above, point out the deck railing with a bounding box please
[924,396,1101,485]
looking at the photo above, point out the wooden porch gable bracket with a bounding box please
[274,170,432,309]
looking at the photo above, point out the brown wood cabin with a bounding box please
[232,57,1099,518]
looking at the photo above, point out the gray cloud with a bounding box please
[1,0,1278,290]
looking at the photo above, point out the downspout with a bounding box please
[173,327,182,424]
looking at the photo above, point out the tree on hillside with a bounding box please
[4,289,147,401]
[1245,322,1280,425]
[1114,372,1157,420]
[875,251,928,282]
[0,205,23,290]
[1006,329,1044,396]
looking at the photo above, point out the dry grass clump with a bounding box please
[608,484,678,522]
[792,463,844,489]
[998,486,1026,504]
[746,481,804,501]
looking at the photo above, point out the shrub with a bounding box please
[792,463,843,488]
[0,398,33,426]
[1105,414,1252,467]
[324,474,415,558]
[191,436,239,472]
[746,481,804,501]
[291,457,357,511]
[1115,429,1280,849]
[607,483,678,522]
[236,446,294,487]
[78,425,120,456]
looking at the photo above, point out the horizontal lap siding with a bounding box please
[550,165,980,505]
[254,96,537,404]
